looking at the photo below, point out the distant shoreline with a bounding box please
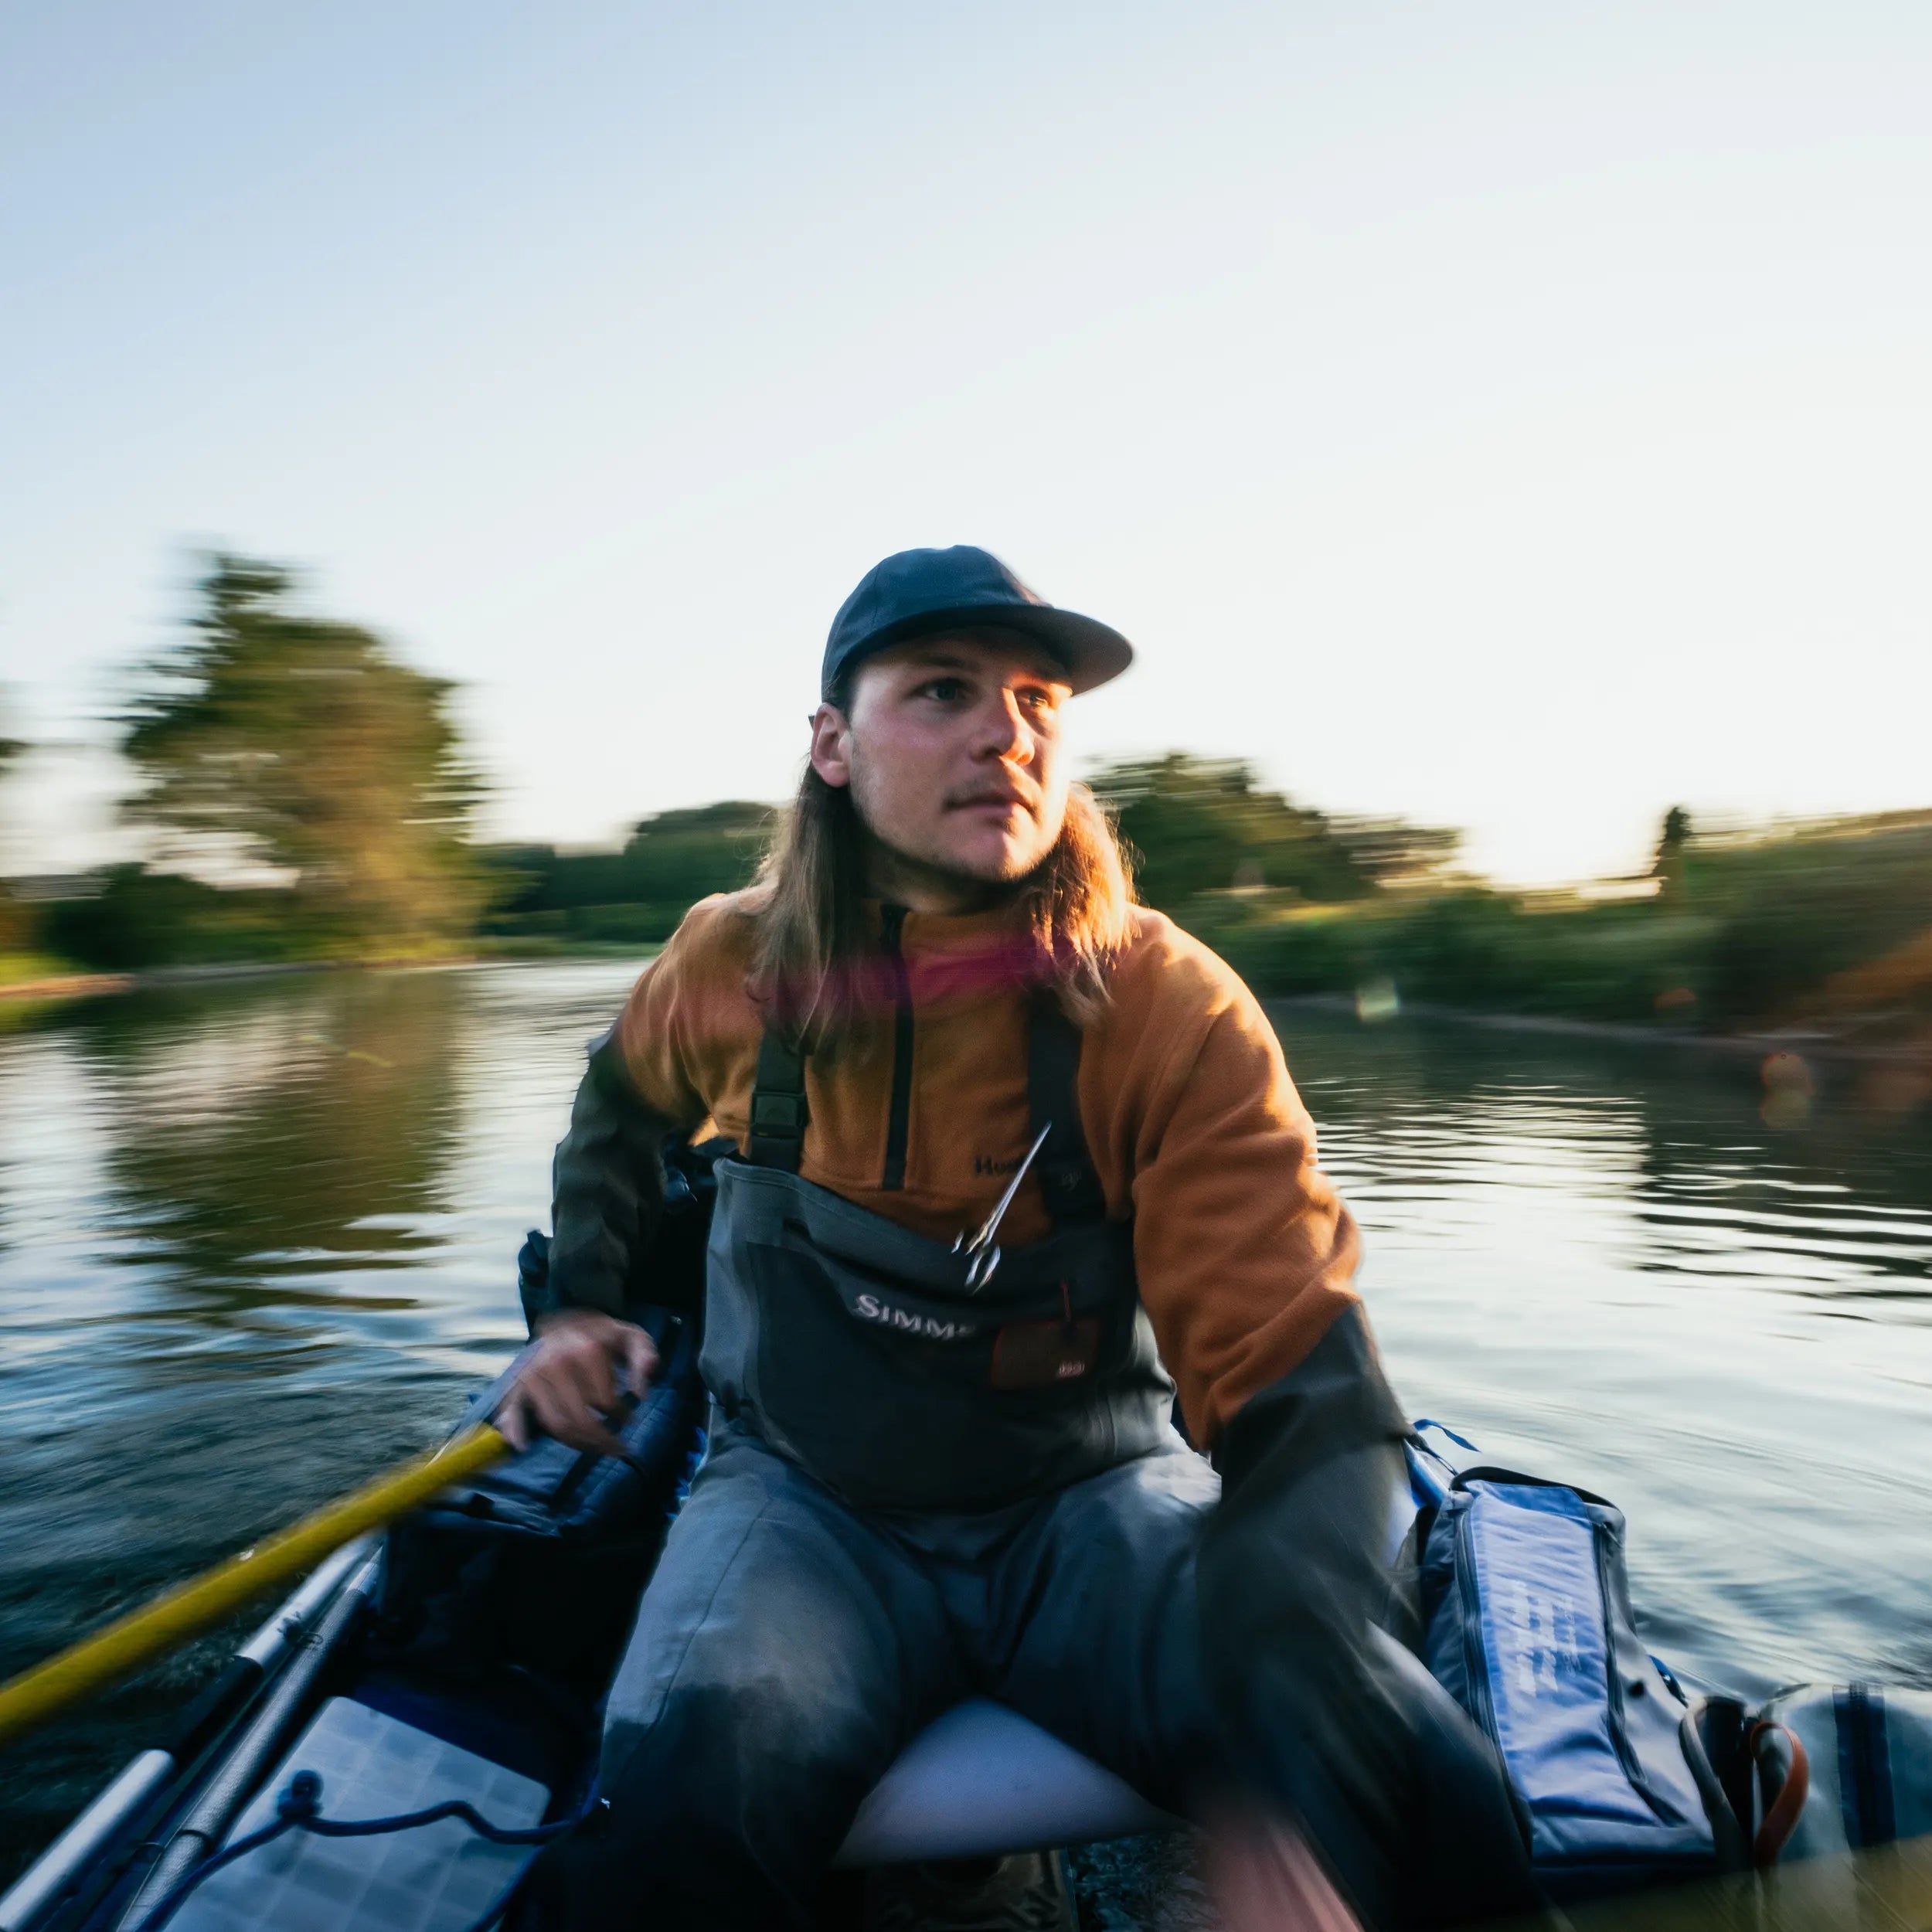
[0,944,658,1006]
[5,961,1920,1073]
[0,958,469,1004]
[1265,992,1931,1071]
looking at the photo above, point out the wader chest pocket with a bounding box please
[989,1316,1101,1389]
[734,1236,1135,1509]
[747,1236,1118,1373]
[704,1156,1171,1509]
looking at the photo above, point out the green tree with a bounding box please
[1654,804,1692,895]
[617,801,769,906]
[1090,753,1380,910]
[481,802,771,946]
[122,557,485,952]
[1328,815,1464,887]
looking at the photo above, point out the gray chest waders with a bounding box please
[698,998,1175,1512]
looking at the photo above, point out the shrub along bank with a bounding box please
[1191,810,1932,1043]
[8,729,1928,1052]
[479,801,771,949]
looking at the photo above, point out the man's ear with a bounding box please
[808,703,853,790]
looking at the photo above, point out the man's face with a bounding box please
[809,631,1073,888]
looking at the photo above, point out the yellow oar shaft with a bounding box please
[0,1422,509,1750]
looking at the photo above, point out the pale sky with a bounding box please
[3,2,1928,885]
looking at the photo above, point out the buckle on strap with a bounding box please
[748,1027,810,1171]
[750,1091,808,1135]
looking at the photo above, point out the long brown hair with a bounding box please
[743,762,1137,1049]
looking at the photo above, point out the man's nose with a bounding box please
[973,689,1035,763]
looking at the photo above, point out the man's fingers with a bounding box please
[513,1366,633,1460]
[531,1376,628,1458]
[497,1385,532,1452]
[492,1317,655,1458]
[523,1378,603,1456]
[621,1330,658,1397]
[560,1345,617,1418]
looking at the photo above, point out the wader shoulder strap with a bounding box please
[746,1030,808,1171]
[1029,995,1107,1228]
[746,998,1106,1217]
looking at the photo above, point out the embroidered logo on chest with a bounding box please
[972,1152,1027,1177]
[851,1291,979,1342]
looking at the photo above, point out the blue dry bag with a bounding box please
[1420,1468,1716,1900]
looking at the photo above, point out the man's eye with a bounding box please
[920,679,966,701]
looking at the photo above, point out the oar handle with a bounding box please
[0,1423,509,1750]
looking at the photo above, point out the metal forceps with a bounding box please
[952,1122,1053,1291]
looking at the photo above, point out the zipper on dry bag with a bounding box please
[880,904,914,1191]
[1594,1520,1671,1819]
[1454,1505,1501,1747]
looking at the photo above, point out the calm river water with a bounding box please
[2,961,1930,1886]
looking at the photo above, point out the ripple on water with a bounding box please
[1,970,1929,1886]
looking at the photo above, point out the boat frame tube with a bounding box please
[113,1552,382,1932]
[0,1540,374,1932]
[0,1753,176,1932]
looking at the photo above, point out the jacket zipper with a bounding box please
[879,904,914,1190]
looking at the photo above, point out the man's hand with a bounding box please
[496,1309,658,1458]
[1206,1806,1362,1932]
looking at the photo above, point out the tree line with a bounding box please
[3,554,1928,1055]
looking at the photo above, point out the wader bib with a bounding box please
[699,998,1175,1512]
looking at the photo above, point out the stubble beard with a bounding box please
[847,773,1063,909]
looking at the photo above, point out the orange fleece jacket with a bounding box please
[607,892,1362,1451]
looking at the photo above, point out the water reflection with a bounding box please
[81,972,464,1318]
[0,968,1927,1886]
[0,963,618,1879]
[1275,1007,1932,1699]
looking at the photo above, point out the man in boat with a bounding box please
[503,546,1529,1930]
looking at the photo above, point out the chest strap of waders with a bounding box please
[1028,993,1107,1230]
[745,1029,811,1170]
[743,995,1107,1230]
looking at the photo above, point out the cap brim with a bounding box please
[849,604,1134,696]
